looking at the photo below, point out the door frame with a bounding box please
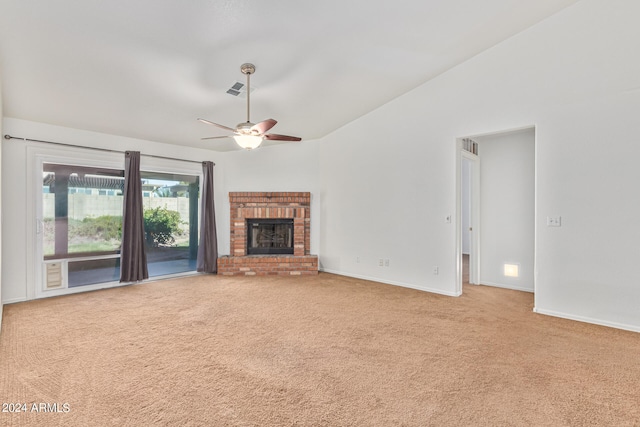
[455,125,537,297]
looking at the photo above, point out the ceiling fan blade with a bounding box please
[197,118,236,132]
[201,135,231,140]
[264,133,302,142]
[251,119,277,134]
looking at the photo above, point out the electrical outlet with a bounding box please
[384,259,390,267]
[547,216,561,227]
[432,266,439,275]
[379,259,384,267]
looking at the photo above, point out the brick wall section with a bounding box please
[217,255,318,276]
[218,192,318,276]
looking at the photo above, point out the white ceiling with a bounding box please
[0,0,579,151]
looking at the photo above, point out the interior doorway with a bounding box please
[456,127,536,295]
[458,144,480,291]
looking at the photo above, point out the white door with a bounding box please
[457,139,480,294]
[463,151,480,285]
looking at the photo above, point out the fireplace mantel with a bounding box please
[217,192,318,276]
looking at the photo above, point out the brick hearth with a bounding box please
[217,192,318,276]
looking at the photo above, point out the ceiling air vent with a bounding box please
[462,138,478,155]
[226,81,255,98]
[226,81,244,96]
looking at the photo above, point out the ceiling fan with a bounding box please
[198,63,301,150]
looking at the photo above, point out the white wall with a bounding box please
[318,111,457,295]
[318,0,640,331]
[477,129,535,292]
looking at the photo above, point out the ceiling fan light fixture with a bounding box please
[233,134,263,150]
[199,63,301,148]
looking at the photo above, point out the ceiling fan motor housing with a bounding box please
[236,122,259,135]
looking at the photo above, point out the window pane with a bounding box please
[43,163,124,288]
[68,258,120,287]
[43,164,124,259]
[140,171,199,277]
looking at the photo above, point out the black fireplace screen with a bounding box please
[247,219,294,255]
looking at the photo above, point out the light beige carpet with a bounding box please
[1,273,639,426]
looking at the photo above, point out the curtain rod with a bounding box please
[3,134,213,166]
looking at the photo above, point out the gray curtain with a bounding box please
[120,151,148,282]
[197,161,218,273]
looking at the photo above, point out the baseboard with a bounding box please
[480,281,534,293]
[2,296,27,304]
[533,307,640,333]
[0,304,3,333]
[320,268,461,297]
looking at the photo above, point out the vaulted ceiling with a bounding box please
[0,0,579,151]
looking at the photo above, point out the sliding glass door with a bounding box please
[40,162,201,292]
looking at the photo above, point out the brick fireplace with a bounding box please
[217,192,318,275]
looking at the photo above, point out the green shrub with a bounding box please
[143,207,183,247]
[70,215,122,240]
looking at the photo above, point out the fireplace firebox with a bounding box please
[246,218,294,255]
